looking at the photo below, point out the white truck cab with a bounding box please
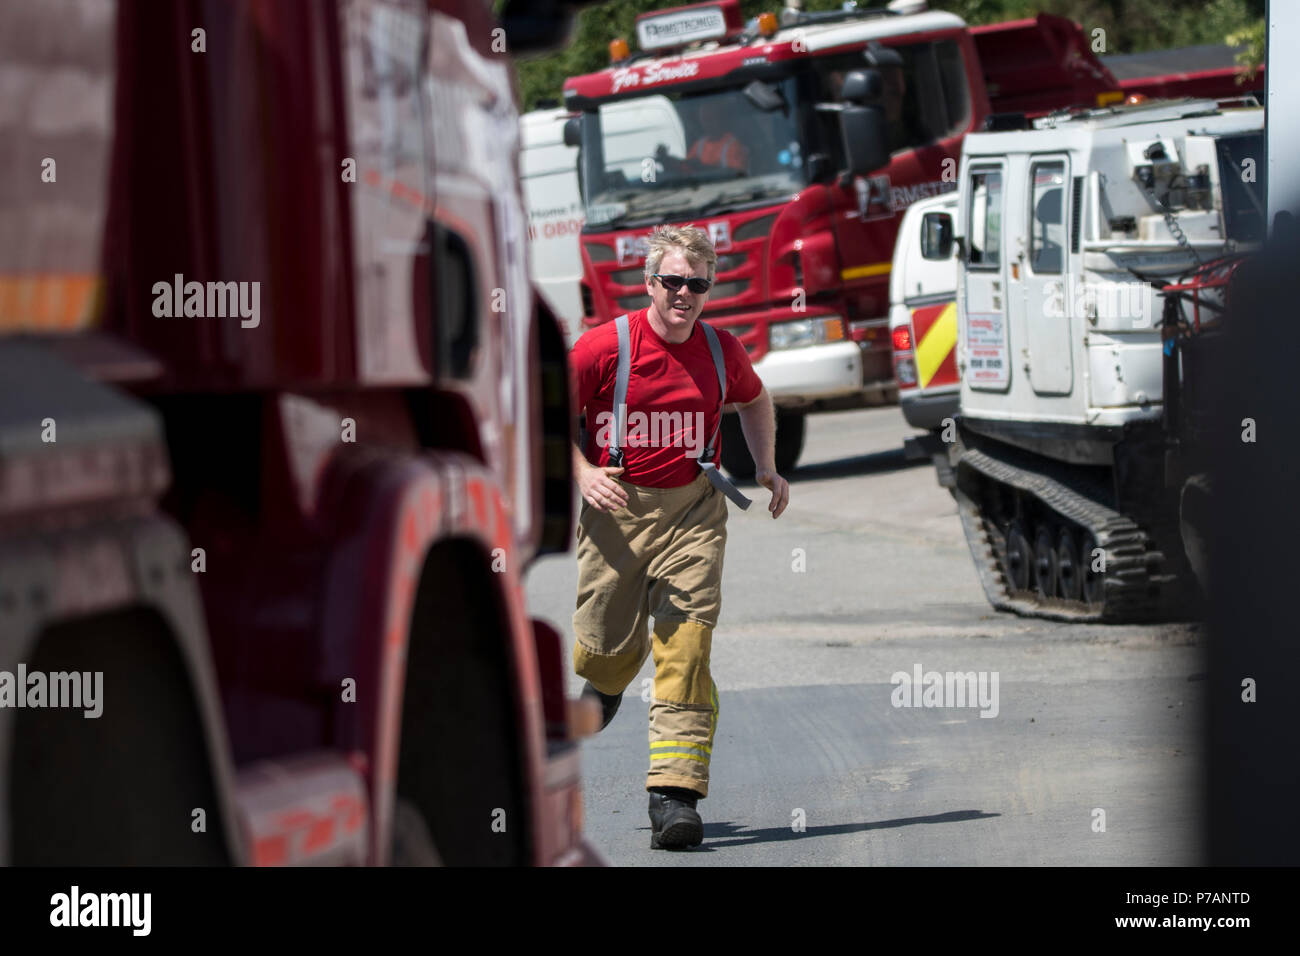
[520,100,687,347]
[520,107,586,346]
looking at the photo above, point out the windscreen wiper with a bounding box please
[695,186,771,216]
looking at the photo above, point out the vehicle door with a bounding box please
[1018,156,1072,395]
[961,161,1009,392]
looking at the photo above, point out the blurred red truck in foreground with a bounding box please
[0,0,598,865]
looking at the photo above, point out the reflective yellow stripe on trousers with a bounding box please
[648,684,719,765]
[650,741,711,763]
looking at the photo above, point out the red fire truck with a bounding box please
[0,0,600,866]
[561,0,1261,475]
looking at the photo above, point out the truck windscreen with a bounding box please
[578,77,804,230]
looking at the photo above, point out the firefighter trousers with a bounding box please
[572,470,726,798]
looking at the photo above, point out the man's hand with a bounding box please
[734,387,789,518]
[577,459,629,512]
[755,467,789,519]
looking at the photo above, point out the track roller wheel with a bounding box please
[1080,532,1104,609]
[1033,525,1058,599]
[1004,521,1032,592]
[1056,527,1082,601]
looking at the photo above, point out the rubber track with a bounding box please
[955,446,1184,623]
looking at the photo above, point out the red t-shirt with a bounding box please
[570,309,763,488]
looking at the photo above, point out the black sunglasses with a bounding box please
[652,274,712,294]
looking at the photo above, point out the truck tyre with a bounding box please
[397,540,529,866]
[720,408,805,479]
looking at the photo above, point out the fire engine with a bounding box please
[0,0,602,865]
[559,0,1257,476]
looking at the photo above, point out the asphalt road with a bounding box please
[525,406,1203,866]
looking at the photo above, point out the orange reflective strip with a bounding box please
[841,262,892,281]
[0,280,19,328]
[0,274,99,331]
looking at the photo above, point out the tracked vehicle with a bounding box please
[939,98,1265,621]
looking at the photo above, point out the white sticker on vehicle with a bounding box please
[966,311,1008,388]
[708,220,731,252]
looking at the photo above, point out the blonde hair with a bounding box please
[644,224,717,283]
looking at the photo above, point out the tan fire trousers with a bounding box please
[573,471,726,798]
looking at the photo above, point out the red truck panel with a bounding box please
[970,14,1117,116]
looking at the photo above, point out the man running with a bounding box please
[568,224,789,849]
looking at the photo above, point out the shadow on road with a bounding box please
[640,809,999,851]
[734,446,930,485]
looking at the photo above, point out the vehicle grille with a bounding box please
[609,267,645,286]
[617,295,650,312]
[707,279,748,301]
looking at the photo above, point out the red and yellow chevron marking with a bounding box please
[0,273,101,332]
[911,301,958,389]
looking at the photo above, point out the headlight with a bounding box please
[768,316,844,351]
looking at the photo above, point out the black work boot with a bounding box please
[581,681,622,732]
[648,787,704,849]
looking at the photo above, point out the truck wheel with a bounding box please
[1080,532,1104,609]
[774,410,806,474]
[1056,527,1082,600]
[1033,525,1058,599]
[1004,521,1032,592]
[397,540,529,866]
[719,408,806,479]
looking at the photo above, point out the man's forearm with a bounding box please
[735,388,776,473]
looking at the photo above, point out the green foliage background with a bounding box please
[512,0,1265,112]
